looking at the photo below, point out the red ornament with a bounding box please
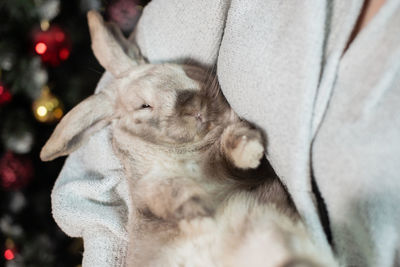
[0,83,12,105]
[32,25,71,66]
[0,152,33,191]
[4,249,15,260]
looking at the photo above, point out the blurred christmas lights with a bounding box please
[32,25,71,66]
[40,20,51,31]
[0,83,12,105]
[32,86,64,123]
[0,152,33,191]
[4,249,15,260]
[1,110,34,154]
[35,42,48,55]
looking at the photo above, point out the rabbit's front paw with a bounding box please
[222,123,265,169]
[230,135,264,169]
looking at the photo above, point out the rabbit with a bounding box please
[40,11,336,267]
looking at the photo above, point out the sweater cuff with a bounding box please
[82,230,128,267]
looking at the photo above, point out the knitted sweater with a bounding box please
[51,0,400,266]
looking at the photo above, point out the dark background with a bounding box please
[0,1,149,266]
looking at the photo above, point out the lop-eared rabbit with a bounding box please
[41,11,336,267]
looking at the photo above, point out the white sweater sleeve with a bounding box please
[51,126,131,267]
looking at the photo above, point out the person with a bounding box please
[50,0,400,266]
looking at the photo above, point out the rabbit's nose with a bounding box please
[195,112,203,122]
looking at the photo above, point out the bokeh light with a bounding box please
[4,249,15,260]
[35,42,47,55]
[36,105,48,117]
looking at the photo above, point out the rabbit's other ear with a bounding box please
[87,10,143,78]
[107,21,147,65]
[40,92,115,161]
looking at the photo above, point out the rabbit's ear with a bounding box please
[40,92,115,161]
[107,21,147,65]
[87,10,144,78]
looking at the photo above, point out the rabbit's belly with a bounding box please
[144,155,204,180]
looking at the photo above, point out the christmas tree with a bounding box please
[0,1,148,266]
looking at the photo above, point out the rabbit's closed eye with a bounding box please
[141,104,152,109]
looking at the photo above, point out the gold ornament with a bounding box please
[40,19,50,31]
[33,86,63,123]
